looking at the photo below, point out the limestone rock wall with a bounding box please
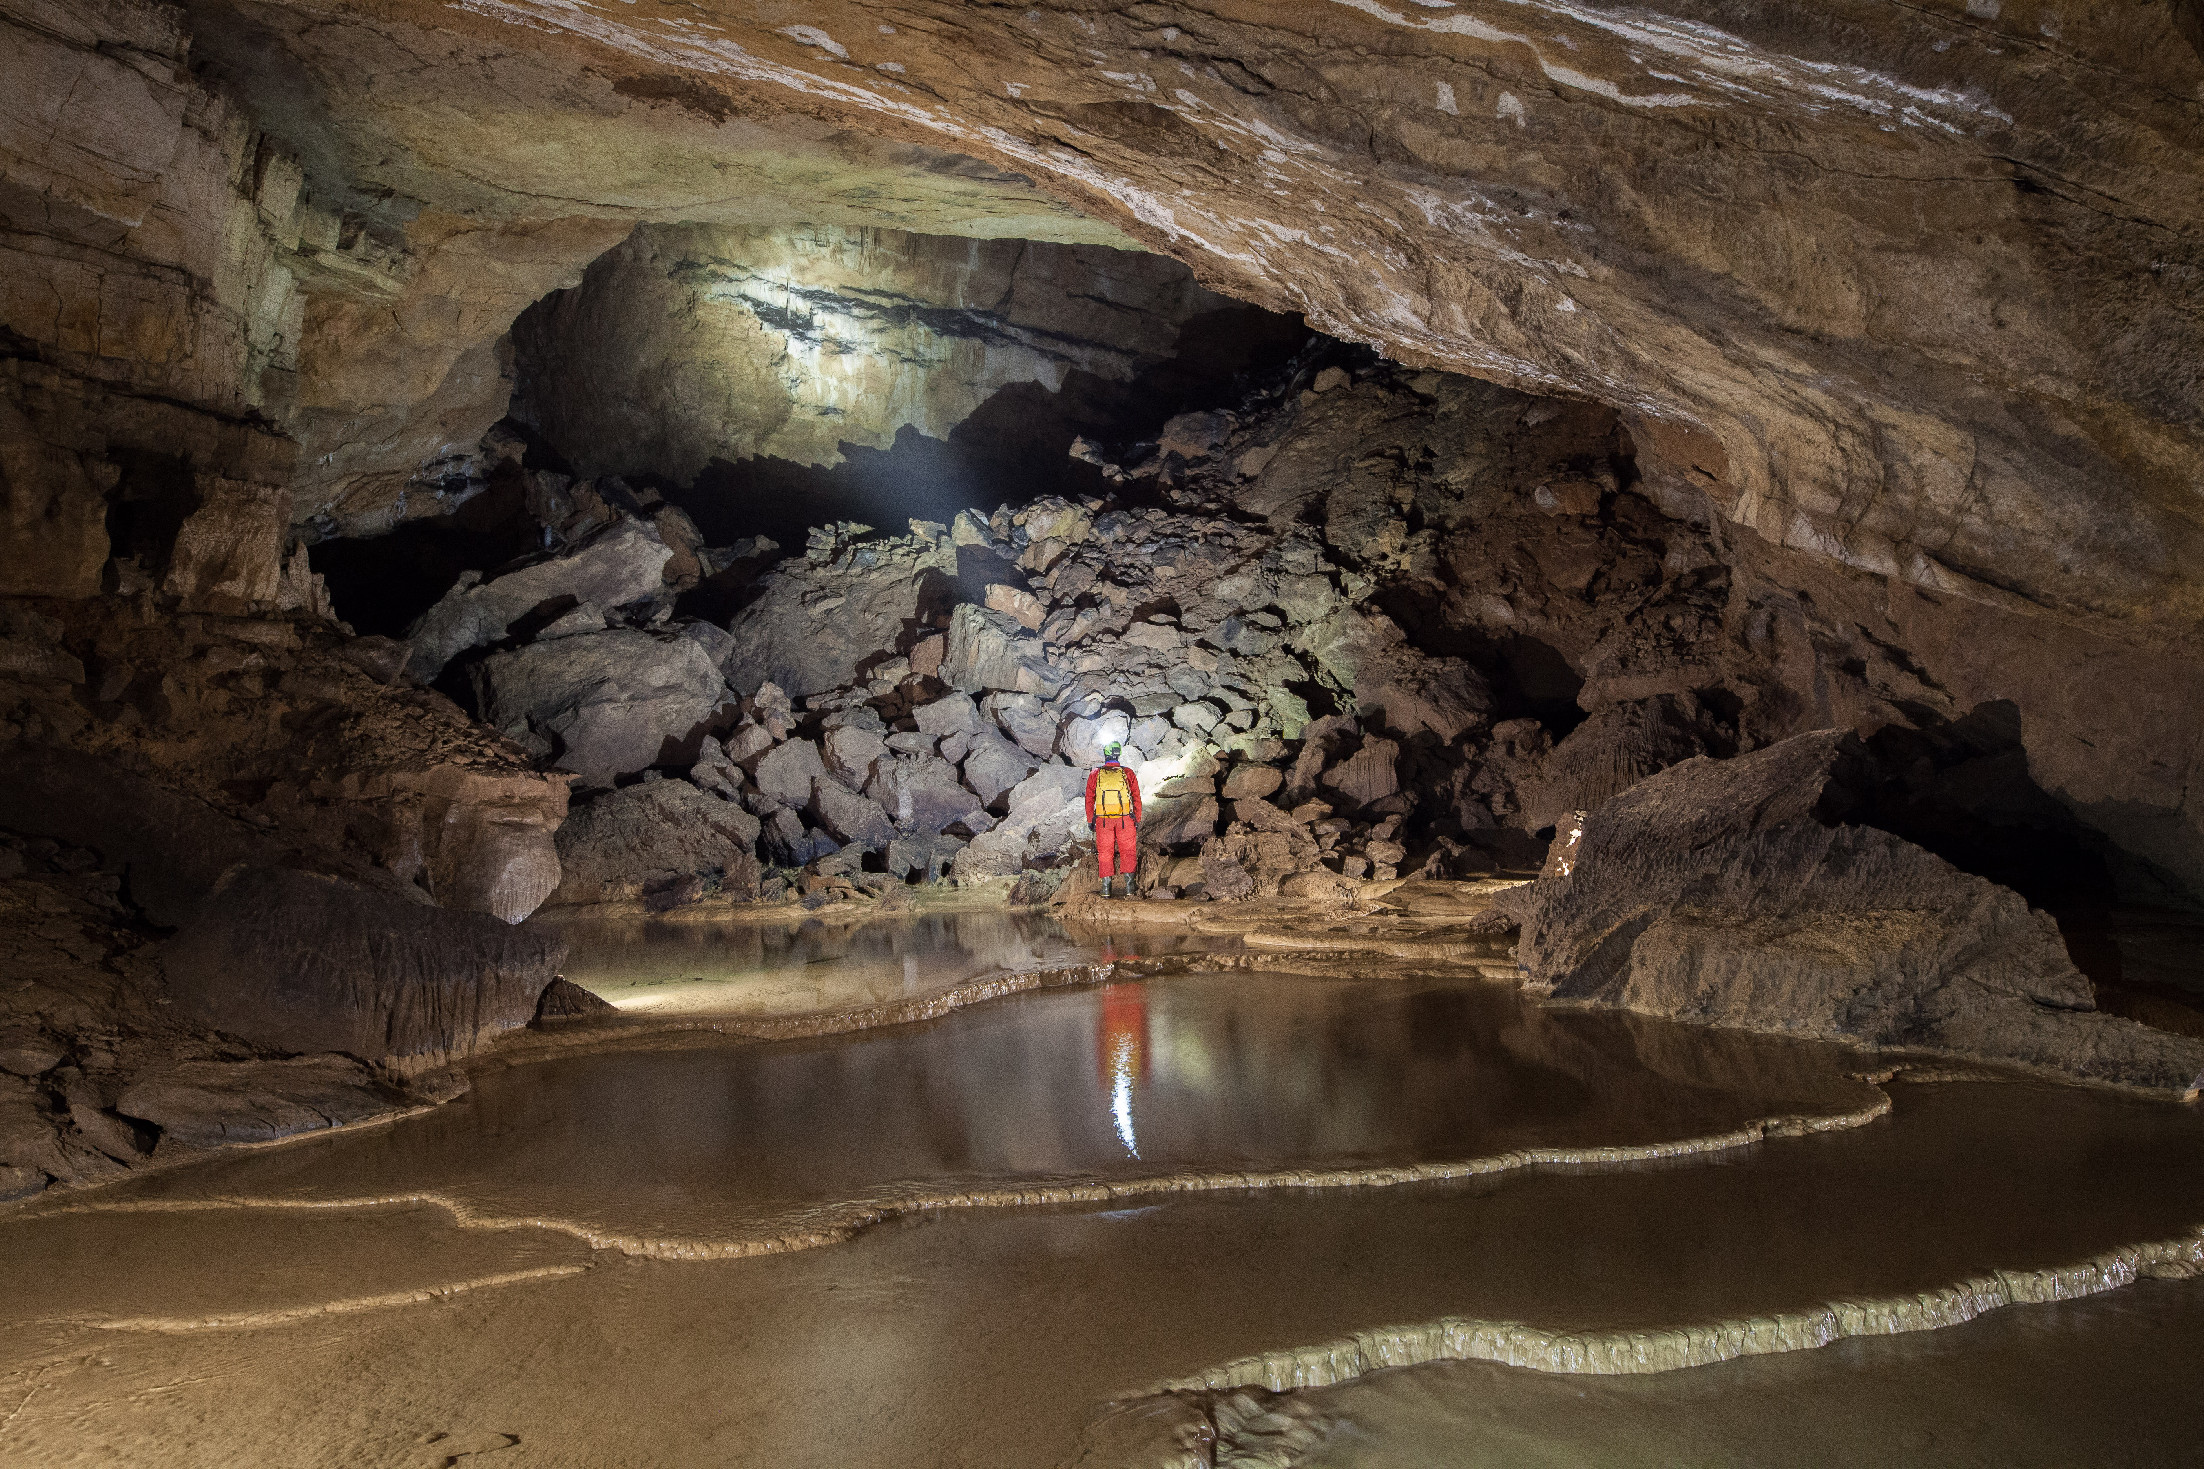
[510,223,1229,483]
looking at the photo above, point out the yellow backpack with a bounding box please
[1094,765,1132,819]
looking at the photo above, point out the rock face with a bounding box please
[159,867,566,1070]
[473,628,727,787]
[0,606,569,926]
[512,224,1227,482]
[550,778,761,907]
[1499,732,2204,1094]
[404,518,677,682]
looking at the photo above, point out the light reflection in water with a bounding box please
[1097,983,1150,1159]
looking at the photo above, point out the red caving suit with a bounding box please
[1084,761,1144,880]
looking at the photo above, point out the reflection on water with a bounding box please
[118,973,1877,1247]
[1099,984,1149,1159]
[536,907,1211,1019]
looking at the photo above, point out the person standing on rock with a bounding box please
[1085,742,1144,898]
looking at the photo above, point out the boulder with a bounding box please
[1221,764,1284,801]
[759,808,840,868]
[986,692,1061,757]
[985,582,1047,630]
[867,755,985,834]
[887,831,965,882]
[550,779,761,906]
[952,825,1030,881]
[751,737,828,806]
[810,776,895,851]
[1498,731,2204,1094]
[533,978,617,1024]
[943,604,1063,697]
[473,629,724,787]
[823,724,891,787]
[962,730,1039,807]
[724,720,777,765]
[159,867,565,1068]
[1322,737,1401,810]
[1143,794,1220,850]
[720,542,942,699]
[914,692,986,738]
[405,518,674,682]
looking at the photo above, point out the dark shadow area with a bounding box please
[314,469,546,637]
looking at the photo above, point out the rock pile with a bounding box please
[526,475,1529,910]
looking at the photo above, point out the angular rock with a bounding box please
[405,518,675,682]
[944,604,1063,697]
[867,755,984,834]
[473,628,724,787]
[914,692,986,738]
[758,807,837,869]
[1499,731,2204,1093]
[962,731,1038,807]
[986,692,1060,757]
[1143,794,1220,851]
[1221,764,1284,801]
[985,582,1046,630]
[1061,712,1133,767]
[533,978,617,1024]
[550,779,761,906]
[724,720,777,765]
[751,738,827,807]
[887,831,966,882]
[1322,737,1401,810]
[159,867,565,1068]
[823,724,891,787]
[810,776,895,851]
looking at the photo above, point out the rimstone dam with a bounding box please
[4,0,2204,1463]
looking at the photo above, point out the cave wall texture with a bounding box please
[2,0,2201,895]
[510,223,1230,482]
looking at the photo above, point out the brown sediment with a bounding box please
[1132,1228,2204,1400]
[33,1092,1892,1265]
[73,1265,593,1335]
[481,960,1125,1064]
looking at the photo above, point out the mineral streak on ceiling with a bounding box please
[508,222,1234,483]
[217,0,2204,634]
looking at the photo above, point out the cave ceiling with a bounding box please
[11,0,2204,635]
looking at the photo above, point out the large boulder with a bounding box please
[404,518,675,682]
[867,755,985,834]
[473,628,725,787]
[159,867,566,1069]
[943,604,1064,697]
[550,779,761,906]
[721,537,949,699]
[809,776,895,851]
[1498,731,2204,1094]
[750,737,827,806]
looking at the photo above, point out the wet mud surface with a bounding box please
[6,973,2204,1467]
